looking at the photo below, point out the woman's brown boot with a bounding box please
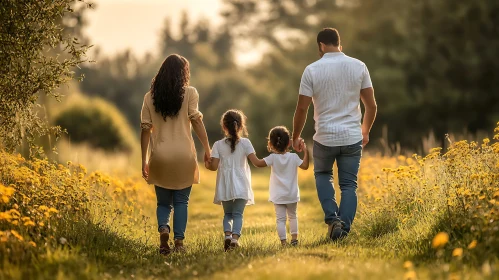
[159,228,171,255]
[173,239,186,253]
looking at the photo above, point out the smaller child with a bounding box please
[205,109,257,251]
[263,126,309,246]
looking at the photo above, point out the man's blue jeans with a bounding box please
[222,199,247,236]
[155,185,192,240]
[313,140,362,232]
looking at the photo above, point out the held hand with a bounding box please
[204,150,211,163]
[362,133,369,147]
[142,163,149,181]
[204,151,212,169]
[293,137,304,152]
[301,140,307,151]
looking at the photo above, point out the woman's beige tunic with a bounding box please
[140,86,202,190]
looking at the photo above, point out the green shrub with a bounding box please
[54,96,136,153]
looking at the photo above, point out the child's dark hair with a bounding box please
[268,126,290,153]
[221,109,248,153]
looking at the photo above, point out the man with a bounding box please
[292,28,377,240]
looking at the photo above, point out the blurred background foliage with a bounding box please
[47,0,499,155]
[54,94,136,153]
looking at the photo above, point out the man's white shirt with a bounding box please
[299,52,372,147]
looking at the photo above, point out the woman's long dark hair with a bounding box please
[221,109,248,153]
[150,54,190,120]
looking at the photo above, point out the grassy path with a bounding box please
[85,171,482,280]
[2,168,491,279]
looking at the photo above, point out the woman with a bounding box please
[140,54,210,255]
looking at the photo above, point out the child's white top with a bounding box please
[263,152,303,204]
[212,138,255,205]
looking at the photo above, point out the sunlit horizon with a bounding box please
[84,0,223,59]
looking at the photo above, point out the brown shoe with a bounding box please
[159,229,171,256]
[224,238,232,251]
[229,240,240,249]
[173,239,186,253]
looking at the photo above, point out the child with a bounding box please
[263,126,309,246]
[205,109,259,251]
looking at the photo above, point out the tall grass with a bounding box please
[0,124,498,279]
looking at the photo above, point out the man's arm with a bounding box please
[360,87,377,147]
[292,95,312,152]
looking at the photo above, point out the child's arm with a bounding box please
[299,142,310,170]
[247,153,267,168]
[205,157,220,171]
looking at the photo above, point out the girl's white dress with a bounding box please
[211,138,255,205]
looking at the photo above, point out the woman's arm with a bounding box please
[299,143,310,170]
[191,118,211,160]
[205,157,220,171]
[141,128,152,180]
[247,153,267,168]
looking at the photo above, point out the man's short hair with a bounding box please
[317,28,340,47]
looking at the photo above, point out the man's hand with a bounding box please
[293,137,304,152]
[362,133,369,147]
[142,162,149,181]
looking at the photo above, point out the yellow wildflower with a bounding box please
[403,271,417,280]
[0,231,8,242]
[10,230,24,241]
[432,232,449,248]
[467,240,477,249]
[403,261,413,269]
[0,183,16,203]
[24,220,36,227]
[452,248,463,257]
[29,241,37,247]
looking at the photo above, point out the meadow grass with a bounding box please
[1,125,498,279]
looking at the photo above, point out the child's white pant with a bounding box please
[274,203,298,240]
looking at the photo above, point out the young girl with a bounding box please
[262,126,309,245]
[205,109,259,251]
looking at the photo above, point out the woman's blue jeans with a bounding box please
[222,199,247,236]
[155,185,192,240]
[313,140,362,233]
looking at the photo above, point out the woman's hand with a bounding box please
[142,162,149,181]
[204,150,211,162]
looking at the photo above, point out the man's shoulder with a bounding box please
[306,59,323,70]
[342,55,366,67]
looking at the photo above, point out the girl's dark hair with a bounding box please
[221,109,248,153]
[268,126,290,153]
[150,54,190,121]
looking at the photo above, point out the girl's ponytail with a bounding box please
[221,110,248,153]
